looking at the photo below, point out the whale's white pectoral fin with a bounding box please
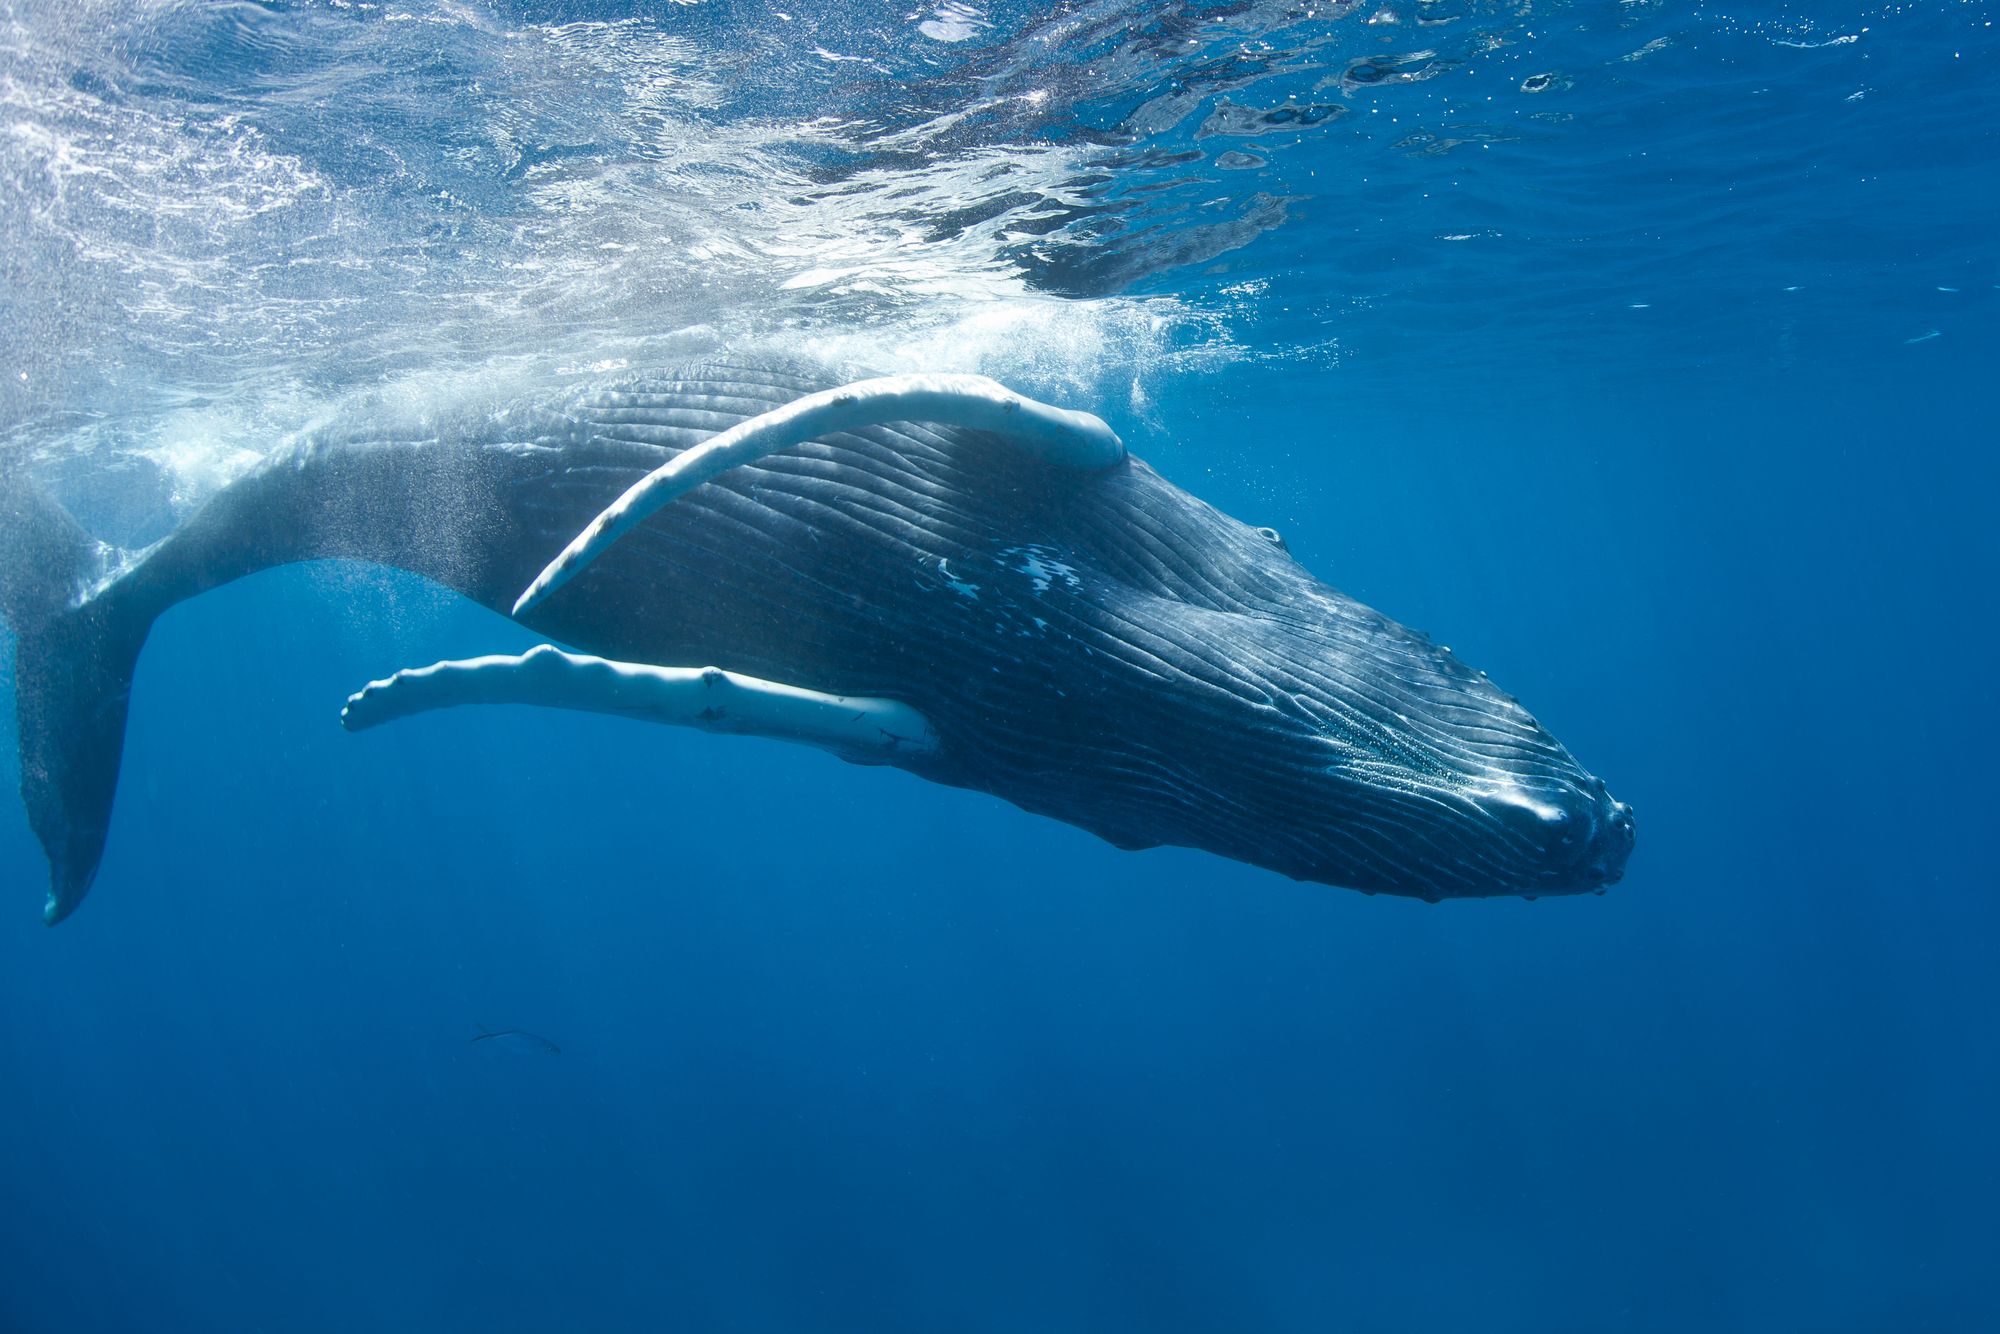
[341,644,940,761]
[512,373,1124,616]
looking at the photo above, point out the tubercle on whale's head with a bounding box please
[1452,773,1637,899]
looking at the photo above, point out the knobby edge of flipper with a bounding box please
[341,644,941,762]
[0,461,151,925]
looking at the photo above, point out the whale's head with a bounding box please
[971,466,1636,902]
[1231,578,1636,900]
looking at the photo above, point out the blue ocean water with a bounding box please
[1,2,1995,1331]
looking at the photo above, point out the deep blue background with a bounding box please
[4,2,1998,1331]
[4,346,1993,1332]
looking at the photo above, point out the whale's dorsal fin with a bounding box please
[341,644,940,763]
[513,373,1124,616]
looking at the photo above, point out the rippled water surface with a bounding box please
[8,2,1991,493]
[1,3,1995,1332]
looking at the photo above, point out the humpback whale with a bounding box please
[0,357,1632,925]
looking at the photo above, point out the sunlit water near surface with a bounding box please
[1,2,1995,1331]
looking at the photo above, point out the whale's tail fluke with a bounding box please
[0,417,569,925]
[0,463,148,925]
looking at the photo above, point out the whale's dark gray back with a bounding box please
[1,357,1632,923]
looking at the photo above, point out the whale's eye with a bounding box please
[1255,526,1289,552]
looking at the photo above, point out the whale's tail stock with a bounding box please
[0,461,151,925]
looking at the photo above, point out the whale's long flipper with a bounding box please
[341,644,940,762]
[513,373,1125,616]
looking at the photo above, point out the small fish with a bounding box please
[470,1024,561,1056]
